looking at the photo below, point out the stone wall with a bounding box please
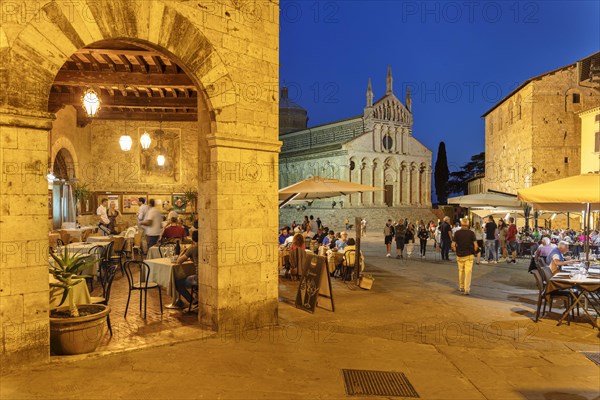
[579,107,600,174]
[279,206,438,235]
[0,0,280,366]
[485,66,600,194]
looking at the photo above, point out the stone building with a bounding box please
[0,0,279,366]
[279,67,434,228]
[482,52,600,194]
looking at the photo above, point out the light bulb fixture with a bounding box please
[140,131,151,150]
[82,88,100,117]
[119,135,132,151]
[157,154,165,166]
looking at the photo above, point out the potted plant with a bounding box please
[72,182,91,216]
[49,249,110,355]
[183,188,198,222]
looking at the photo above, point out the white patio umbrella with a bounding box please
[279,176,384,208]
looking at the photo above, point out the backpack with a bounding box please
[383,225,391,236]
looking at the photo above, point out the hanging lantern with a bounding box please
[119,135,133,151]
[140,131,152,150]
[157,154,165,166]
[82,89,101,117]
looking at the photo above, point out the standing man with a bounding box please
[440,216,453,261]
[344,217,350,230]
[140,199,163,249]
[483,216,498,264]
[384,219,395,257]
[96,198,111,235]
[506,217,518,264]
[361,218,367,237]
[452,217,478,295]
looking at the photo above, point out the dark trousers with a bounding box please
[441,239,451,260]
[147,235,159,249]
[419,239,427,256]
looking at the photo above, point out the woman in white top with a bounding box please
[472,222,484,265]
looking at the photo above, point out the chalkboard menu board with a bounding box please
[295,254,326,313]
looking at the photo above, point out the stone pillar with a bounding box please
[403,165,412,205]
[373,162,384,206]
[0,109,55,366]
[200,134,280,331]
[361,162,372,206]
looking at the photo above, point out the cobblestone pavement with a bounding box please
[1,237,599,399]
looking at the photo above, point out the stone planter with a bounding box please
[49,304,110,355]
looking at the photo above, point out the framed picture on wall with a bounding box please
[148,194,172,213]
[122,194,147,214]
[172,193,187,213]
[78,191,95,215]
[107,194,120,211]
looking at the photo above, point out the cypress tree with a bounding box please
[434,141,449,204]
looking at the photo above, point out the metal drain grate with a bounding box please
[581,352,600,366]
[342,369,419,398]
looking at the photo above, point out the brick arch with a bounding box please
[6,0,232,123]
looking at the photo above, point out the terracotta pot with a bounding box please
[49,304,110,355]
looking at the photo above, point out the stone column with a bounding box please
[403,165,412,205]
[373,162,384,206]
[361,161,372,206]
[0,109,55,365]
[201,134,280,331]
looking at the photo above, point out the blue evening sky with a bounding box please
[279,0,600,174]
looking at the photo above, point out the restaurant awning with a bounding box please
[447,192,522,208]
[517,173,600,212]
[278,176,384,208]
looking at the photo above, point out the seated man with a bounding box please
[335,231,349,251]
[161,217,186,240]
[317,227,329,244]
[174,231,199,307]
[278,226,290,245]
[546,240,577,275]
[322,230,335,246]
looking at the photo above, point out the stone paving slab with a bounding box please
[1,236,599,399]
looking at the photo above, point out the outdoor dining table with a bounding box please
[143,258,196,308]
[49,274,91,308]
[548,267,600,328]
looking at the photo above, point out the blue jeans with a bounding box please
[485,239,497,261]
[175,275,198,303]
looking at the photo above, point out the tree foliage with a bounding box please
[447,151,485,196]
[434,142,449,204]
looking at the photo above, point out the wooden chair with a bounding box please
[132,232,145,260]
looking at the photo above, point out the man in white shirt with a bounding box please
[137,197,149,230]
[140,199,164,248]
[96,198,111,235]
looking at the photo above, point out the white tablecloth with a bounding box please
[61,226,96,242]
[49,274,91,308]
[144,258,195,297]
[86,236,113,243]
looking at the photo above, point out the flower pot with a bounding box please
[49,304,110,355]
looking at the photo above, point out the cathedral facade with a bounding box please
[279,67,434,227]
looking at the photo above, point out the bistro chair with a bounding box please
[342,250,357,282]
[531,269,572,322]
[123,260,163,319]
[188,284,199,313]
[90,264,118,336]
[109,236,127,276]
[132,232,145,260]
[288,247,306,280]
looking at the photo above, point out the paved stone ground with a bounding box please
[1,236,599,399]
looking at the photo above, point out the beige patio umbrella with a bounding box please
[517,173,600,262]
[279,176,384,208]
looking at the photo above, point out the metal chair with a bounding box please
[123,260,163,319]
[531,269,572,322]
[342,250,356,282]
[90,264,118,335]
[288,247,306,280]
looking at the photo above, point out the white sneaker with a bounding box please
[480,260,488,264]
[386,253,391,258]
[492,260,498,264]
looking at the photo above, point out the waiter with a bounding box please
[96,198,111,235]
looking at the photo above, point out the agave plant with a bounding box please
[49,248,97,317]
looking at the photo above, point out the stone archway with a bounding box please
[0,0,280,366]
